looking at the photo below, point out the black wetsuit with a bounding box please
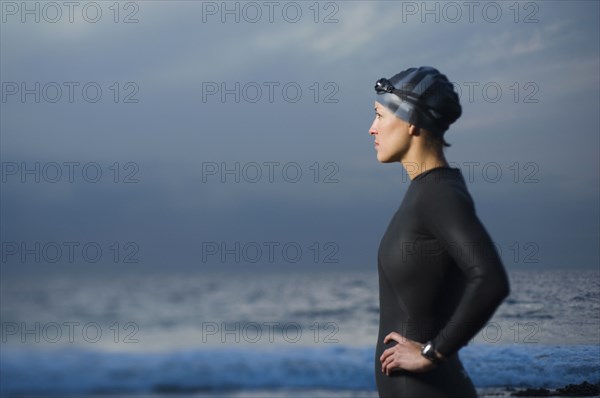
[375,166,510,398]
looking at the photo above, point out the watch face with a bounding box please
[422,343,433,354]
[421,343,440,364]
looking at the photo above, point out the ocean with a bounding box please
[1,268,599,397]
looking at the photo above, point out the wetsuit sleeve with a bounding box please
[420,180,510,357]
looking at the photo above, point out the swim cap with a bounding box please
[374,66,462,136]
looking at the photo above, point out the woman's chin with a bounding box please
[377,153,391,163]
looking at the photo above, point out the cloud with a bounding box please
[1,1,598,272]
[252,2,402,63]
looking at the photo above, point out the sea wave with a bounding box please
[1,344,599,397]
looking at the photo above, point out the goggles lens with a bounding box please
[375,78,395,94]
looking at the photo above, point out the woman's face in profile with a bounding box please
[369,101,411,163]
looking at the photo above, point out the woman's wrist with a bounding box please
[420,341,446,365]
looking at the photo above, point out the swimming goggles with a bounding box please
[374,77,441,119]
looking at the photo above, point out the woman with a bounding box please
[369,66,510,397]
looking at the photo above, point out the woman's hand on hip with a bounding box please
[380,332,437,375]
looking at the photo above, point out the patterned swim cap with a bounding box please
[374,66,462,135]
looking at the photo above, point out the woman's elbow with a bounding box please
[479,269,510,305]
[494,271,511,303]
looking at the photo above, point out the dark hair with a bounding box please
[425,129,451,149]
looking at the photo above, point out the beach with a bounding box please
[1,269,598,397]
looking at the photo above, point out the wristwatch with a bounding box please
[421,341,445,365]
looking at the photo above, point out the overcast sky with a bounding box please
[1,1,598,276]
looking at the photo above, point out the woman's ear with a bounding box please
[408,124,420,136]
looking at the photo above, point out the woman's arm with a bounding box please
[422,179,511,358]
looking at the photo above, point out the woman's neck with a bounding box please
[401,149,449,181]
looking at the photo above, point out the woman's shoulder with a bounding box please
[411,167,475,212]
[411,166,467,191]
